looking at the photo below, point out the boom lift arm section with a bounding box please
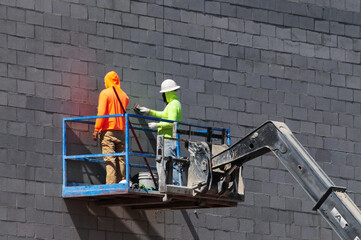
[212,121,361,240]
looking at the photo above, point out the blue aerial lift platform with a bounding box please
[62,113,238,209]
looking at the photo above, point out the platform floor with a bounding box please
[62,184,242,210]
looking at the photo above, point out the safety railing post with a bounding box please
[62,119,67,189]
[125,114,130,186]
[206,127,212,143]
[226,129,231,146]
[175,123,182,186]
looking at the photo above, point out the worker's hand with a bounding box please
[148,122,158,130]
[139,106,150,114]
[92,131,98,141]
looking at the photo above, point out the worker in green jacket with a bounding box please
[139,79,182,184]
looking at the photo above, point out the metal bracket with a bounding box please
[312,186,347,211]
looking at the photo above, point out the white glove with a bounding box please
[139,106,150,114]
[148,122,158,130]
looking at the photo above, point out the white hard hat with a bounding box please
[160,79,180,93]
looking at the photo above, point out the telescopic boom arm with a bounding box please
[212,121,361,240]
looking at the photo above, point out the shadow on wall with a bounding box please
[181,210,200,240]
[65,116,158,186]
[66,122,99,156]
[64,200,201,239]
[64,200,165,239]
[66,126,106,185]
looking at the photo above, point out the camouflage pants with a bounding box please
[100,130,125,184]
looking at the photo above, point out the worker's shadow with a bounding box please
[65,113,159,186]
[65,127,106,185]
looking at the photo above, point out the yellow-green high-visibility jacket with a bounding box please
[149,91,182,138]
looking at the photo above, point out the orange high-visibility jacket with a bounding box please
[94,71,129,132]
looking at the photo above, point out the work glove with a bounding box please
[148,122,158,130]
[139,106,150,114]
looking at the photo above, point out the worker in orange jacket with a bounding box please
[92,71,129,184]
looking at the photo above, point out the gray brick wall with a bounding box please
[1,0,361,239]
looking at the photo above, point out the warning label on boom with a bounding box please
[331,207,348,229]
